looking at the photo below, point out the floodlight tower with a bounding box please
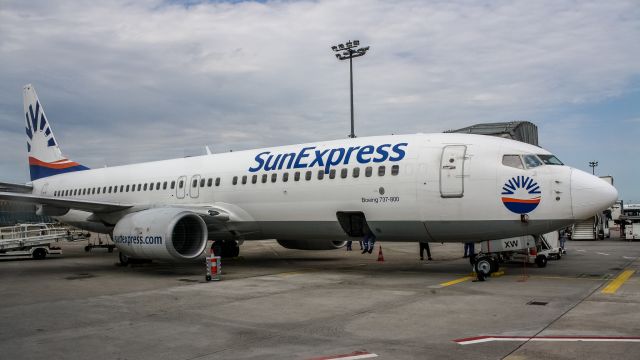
[589,161,598,175]
[331,40,370,138]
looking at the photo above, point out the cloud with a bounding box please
[0,0,639,198]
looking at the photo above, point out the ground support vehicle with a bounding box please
[0,223,66,259]
[473,232,561,280]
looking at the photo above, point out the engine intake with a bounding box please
[277,239,346,250]
[113,208,208,261]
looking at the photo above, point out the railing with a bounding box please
[0,223,70,250]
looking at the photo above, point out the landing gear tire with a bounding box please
[211,240,239,258]
[32,248,47,260]
[535,255,548,268]
[474,256,493,281]
[211,241,223,257]
[119,252,130,266]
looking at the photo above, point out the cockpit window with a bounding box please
[522,154,543,168]
[537,154,564,165]
[502,155,524,169]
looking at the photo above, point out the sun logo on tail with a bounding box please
[501,176,541,214]
[25,101,56,153]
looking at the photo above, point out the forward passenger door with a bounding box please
[440,145,466,198]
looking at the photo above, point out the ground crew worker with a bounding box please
[419,241,432,260]
[362,227,376,254]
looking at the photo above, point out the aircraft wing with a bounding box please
[0,181,33,193]
[0,191,132,213]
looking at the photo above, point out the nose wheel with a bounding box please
[473,255,499,281]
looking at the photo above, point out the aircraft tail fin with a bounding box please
[23,84,89,181]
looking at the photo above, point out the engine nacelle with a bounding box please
[113,208,208,261]
[276,239,347,250]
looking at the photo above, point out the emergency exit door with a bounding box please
[440,145,466,198]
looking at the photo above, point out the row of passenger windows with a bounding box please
[232,165,399,185]
[52,165,400,197]
[53,177,221,197]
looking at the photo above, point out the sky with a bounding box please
[1,0,639,201]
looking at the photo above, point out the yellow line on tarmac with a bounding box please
[602,270,635,294]
[440,276,474,287]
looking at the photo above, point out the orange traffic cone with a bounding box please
[377,246,384,262]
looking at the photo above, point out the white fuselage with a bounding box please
[32,133,617,243]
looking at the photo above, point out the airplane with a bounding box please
[0,84,618,274]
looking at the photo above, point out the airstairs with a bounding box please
[572,217,596,240]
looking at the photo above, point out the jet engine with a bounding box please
[113,208,208,261]
[276,239,347,250]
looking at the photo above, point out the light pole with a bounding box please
[589,161,598,175]
[331,40,370,138]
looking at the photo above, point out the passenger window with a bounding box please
[262,174,268,183]
[143,184,148,191]
[199,179,205,187]
[523,154,543,168]
[178,180,184,189]
[137,184,142,191]
[163,181,168,190]
[378,166,386,176]
[114,186,119,193]
[341,168,348,179]
[156,182,161,189]
[502,155,524,169]
[283,173,289,182]
[126,185,130,192]
[329,169,336,179]
[97,188,101,194]
[82,189,86,195]
[73,189,77,196]
[192,179,198,188]
[242,175,247,185]
[365,166,372,177]
[149,183,154,191]
[391,165,399,176]
[305,171,312,180]
[104,186,108,193]
[171,181,176,189]
[271,173,277,183]
[215,177,220,186]
[353,167,360,178]
[294,171,300,181]
[252,175,257,184]
[318,170,325,180]
[232,176,238,185]
[206,178,212,187]
[120,185,124,192]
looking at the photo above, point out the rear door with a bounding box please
[440,145,466,198]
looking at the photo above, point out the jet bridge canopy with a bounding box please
[445,121,539,146]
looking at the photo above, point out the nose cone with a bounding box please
[571,168,618,220]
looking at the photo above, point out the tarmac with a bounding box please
[0,237,638,360]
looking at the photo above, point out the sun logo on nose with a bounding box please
[501,176,542,214]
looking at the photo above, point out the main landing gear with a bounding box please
[211,240,240,258]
